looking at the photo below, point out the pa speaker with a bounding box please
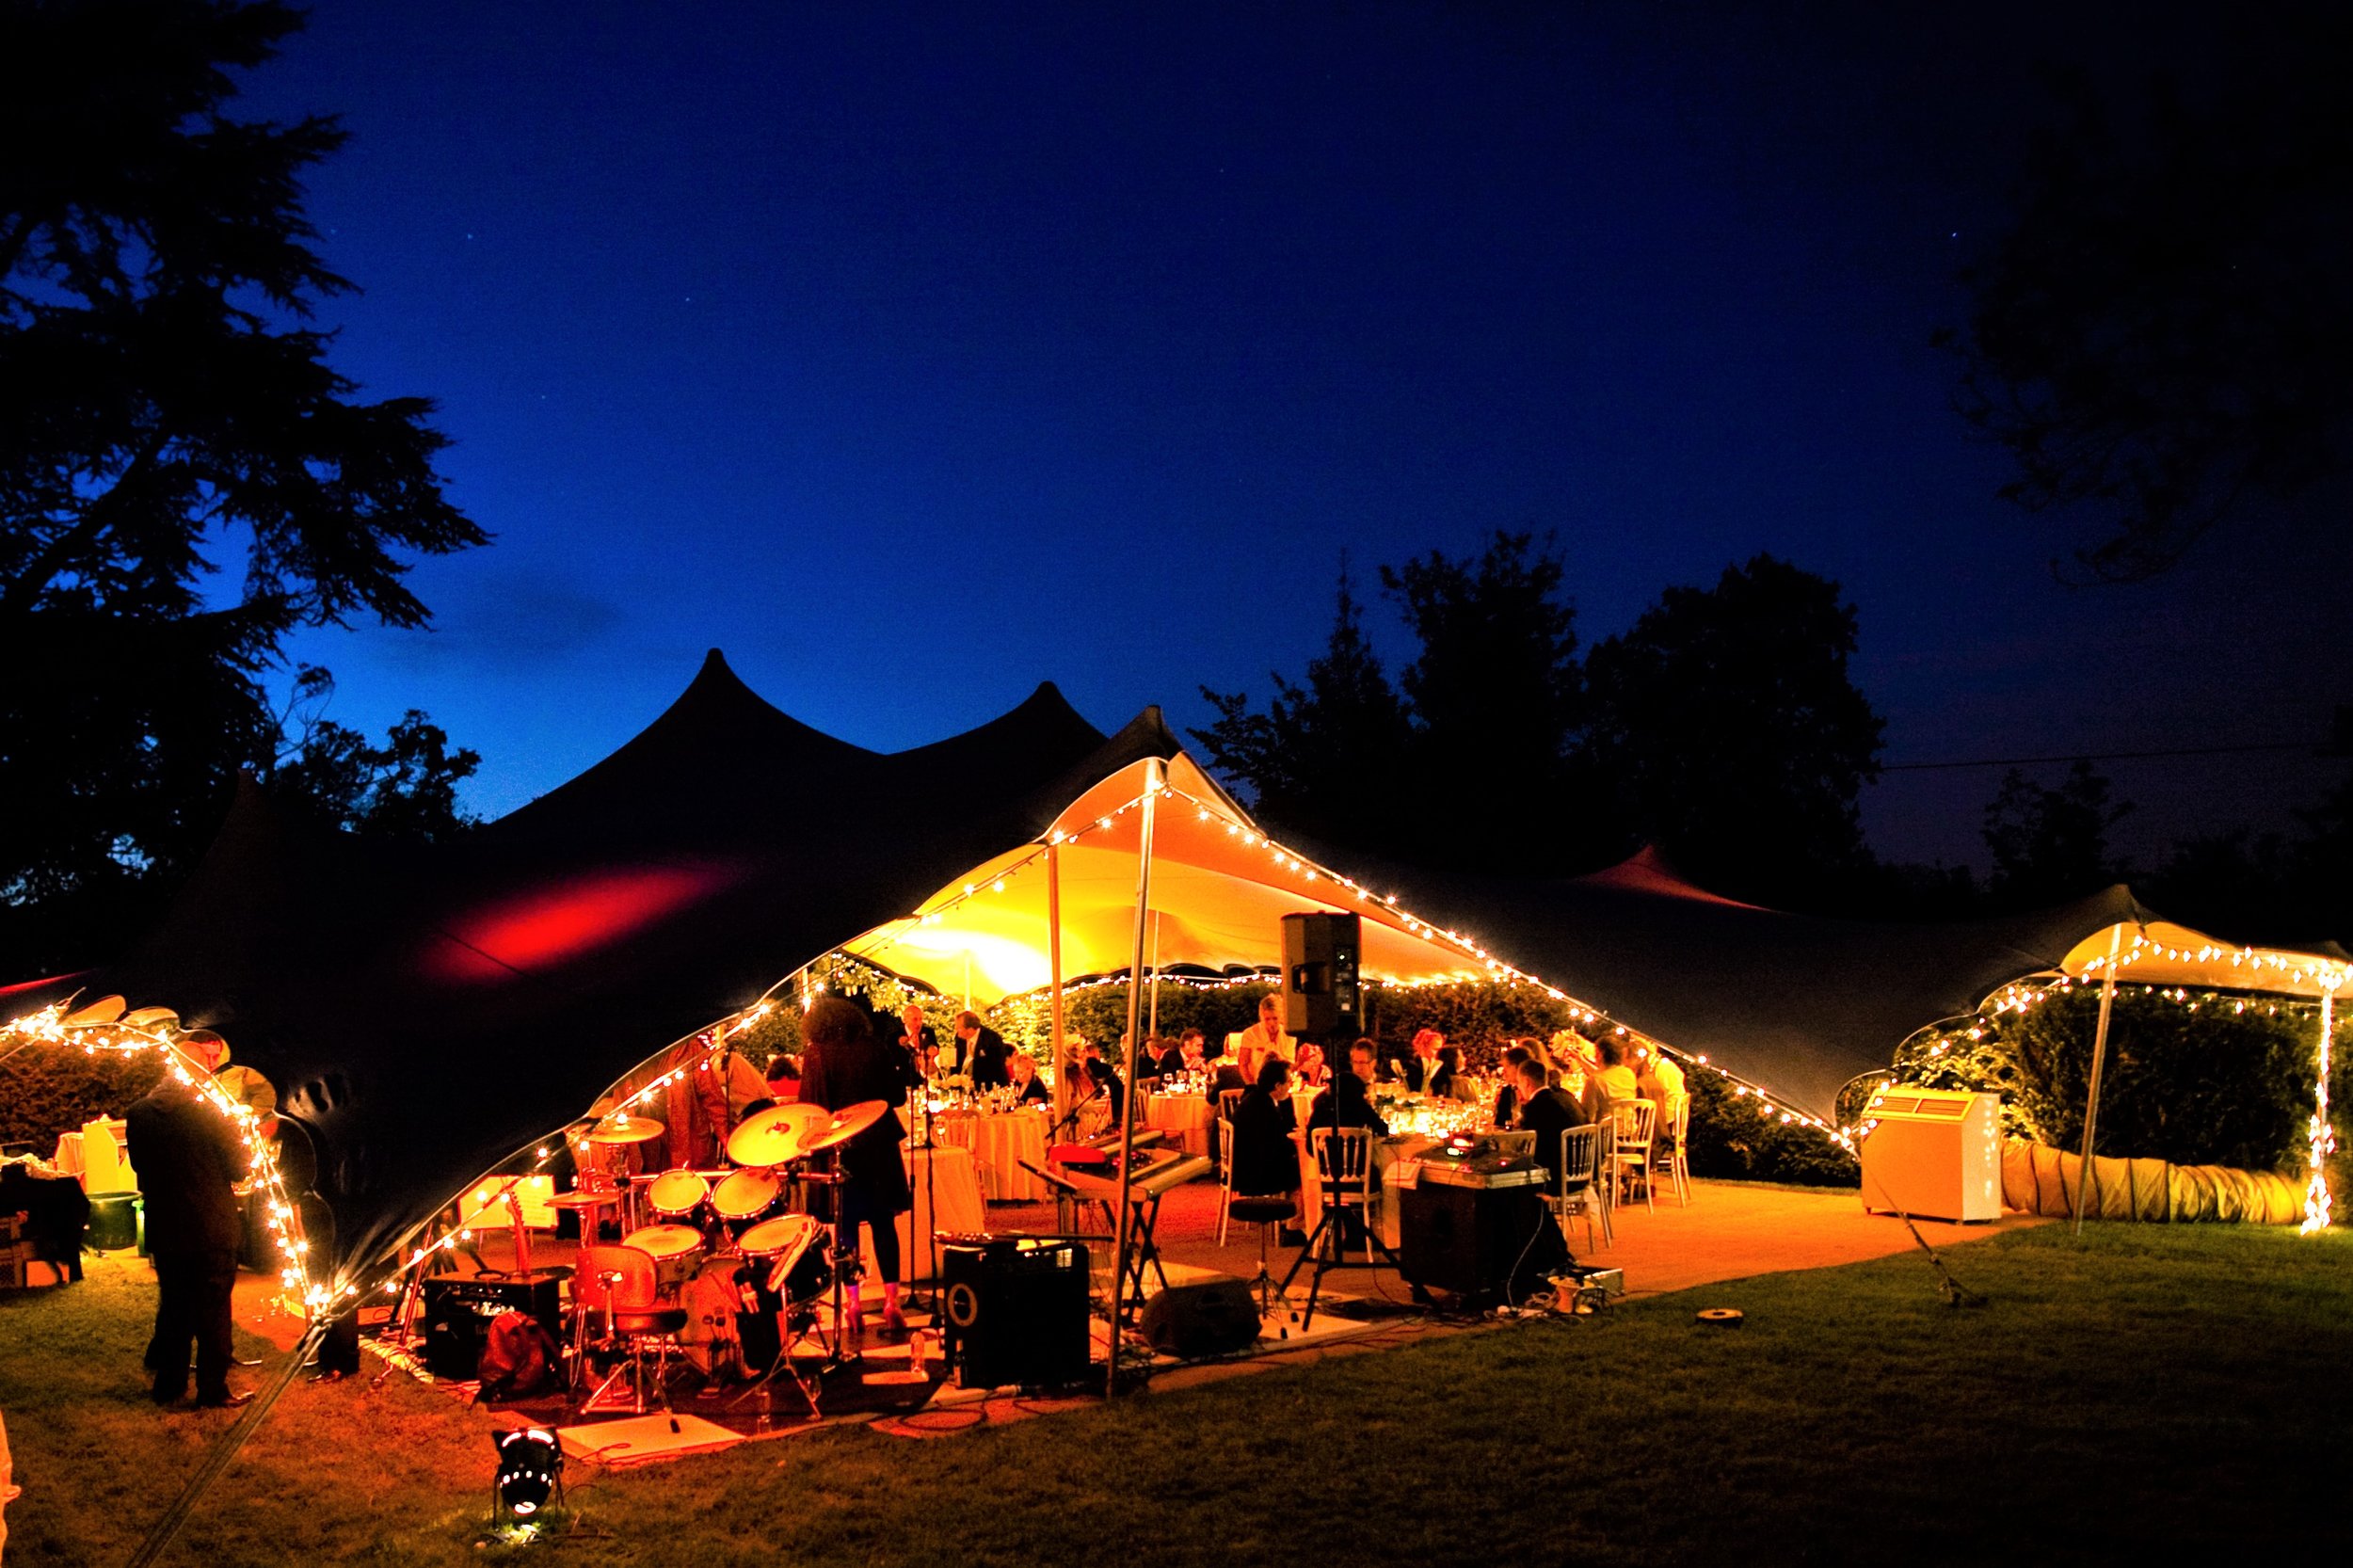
[421,1272,564,1381]
[1138,1278,1262,1358]
[1280,911,1361,1038]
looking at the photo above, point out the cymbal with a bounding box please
[727,1102,831,1167]
[803,1099,889,1154]
[584,1113,667,1145]
[546,1191,616,1209]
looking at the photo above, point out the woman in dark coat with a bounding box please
[796,995,916,1342]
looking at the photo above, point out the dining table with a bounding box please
[928,1105,1049,1202]
[1141,1090,1215,1157]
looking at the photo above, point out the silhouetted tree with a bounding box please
[1381,530,1609,870]
[1942,24,2353,581]
[0,0,486,972]
[1980,760,2134,907]
[1193,561,1415,851]
[266,668,480,843]
[1583,554,1882,906]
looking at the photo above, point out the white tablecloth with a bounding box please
[932,1110,1049,1202]
[861,1144,988,1285]
[1142,1093,1214,1157]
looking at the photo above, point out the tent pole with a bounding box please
[1148,909,1162,1039]
[2073,924,2123,1237]
[1048,842,1068,1125]
[1107,763,1160,1400]
[963,952,972,1014]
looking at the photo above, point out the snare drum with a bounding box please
[738,1212,831,1303]
[646,1168,710,1219]
[711,1167,780,1224]
[622,1222,705,1294]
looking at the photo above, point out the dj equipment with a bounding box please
[1280,912,1361,1038]
[1401,1134,1549,1191]
[422,1272,565,1381]
[1860,1087,2002,1223]
[939,1237,1091,1391]
[1139,1278,1261,1358]
[1397,1182,1566,1309]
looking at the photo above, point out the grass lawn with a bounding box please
[5,1220,2349,1566]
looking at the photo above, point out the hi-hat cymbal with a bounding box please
[803,1099,889,1154]
[727,1102,831,1167]
[584,1113,667,1145]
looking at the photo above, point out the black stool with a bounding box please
[1226,1195,1295,1319]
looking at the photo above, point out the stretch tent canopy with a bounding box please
[840,754,1504,1002]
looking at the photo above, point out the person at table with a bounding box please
[1227,994,1295,1073]
[1308,1054,1389,1139]
[1402,1029,1445,1094]
[1007,1050,1050,1105]
[897,1003,943,1079]
[1152,1035,1188,1078]
[1512,1057,1585,1185]
[1428,1045,1463,1101]
[1203,1050,1250,1106]
[953,1012,1014,1090]
[124,1064,250,1407]
[1593,1037,1641,1104]
[1081,1053,1126,1127]
[1230,1058,1307,1244]
[1493,1044,1534,1129]
[797,995,914,1345]
[1177,1030,1209,1075]
[1289,1041,1330,1090]
[1637,1043,1686,1109]
[1347,1039,1381,1085]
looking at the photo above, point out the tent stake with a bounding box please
[2073,924,2123,1236]
[1107,760,1160,1399]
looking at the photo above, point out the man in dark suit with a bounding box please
[953,1011,1015,1089]
[1511,1058,1584,1189]
[895,1002,942,1078]
[124,1071,251,1408]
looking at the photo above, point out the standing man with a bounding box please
[124,1062,251,1408]
[953,1012,1014,1090]
[898,1002,944,1079]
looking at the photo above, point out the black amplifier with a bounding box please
[939,1237,1090,1392]
[1397,1183,1567,1309]
[421,1271,565,1381]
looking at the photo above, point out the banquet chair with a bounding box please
[1606,1099,1658,1213]
[1309,1127,1377,1265]
[1657,1094,1691,1206]
[573,1243,687,1414]
[1214,1093,1246,1246]
[1548,1125,1608,1253]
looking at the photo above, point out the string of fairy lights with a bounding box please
[0,1000,325,1310]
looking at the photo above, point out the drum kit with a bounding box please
[571,1096,891,1415]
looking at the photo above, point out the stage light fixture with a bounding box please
[492,1427,564,1520]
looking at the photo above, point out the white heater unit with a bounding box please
[1859,1088,2002,1223]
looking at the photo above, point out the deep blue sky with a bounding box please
[235,3,2346,873]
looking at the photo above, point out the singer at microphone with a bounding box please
[894,1002,940,1083]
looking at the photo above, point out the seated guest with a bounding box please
[1203,1051,1250,1106]
[1428,1045,1462,1101]
[1638,1043,1686,1108]
[764,1053,802,1103]
[1291,1042,1331,1089]
[1348,1039,1380,1085]
[1177,1029,1209,1075]
[1493,1045,1534,1129]
[1593,1038,1641,1104]
[1512,1057,1584,1186]
[1229,1058,1304,1237]
[1403,1029,1445,1093]
[1308,1055,1389,1139]
[1149,1036,1185,1079]
[1082,1054,1126,1126]
[1007,1050,1050,1105]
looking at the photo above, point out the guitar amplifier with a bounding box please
[421,1272,566,1381]
[939,1237,1090,1392]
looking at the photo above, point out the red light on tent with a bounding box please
[425,866,734,982]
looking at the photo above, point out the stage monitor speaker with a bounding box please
[1281,911,1362,1038]
[1138,1278,1261,1358]
[421,1272,565,1382]
[1397,1183,1566,1309]
[940,1238,1091,1391]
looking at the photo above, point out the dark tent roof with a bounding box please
[75,651,1175,1289]
[1358,847,2157,1123]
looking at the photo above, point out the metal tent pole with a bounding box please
[2073,924,2124,1236]
[1048,841,1067,1126]
[1106,762,1160,1400]
[1148,909,1162,1040]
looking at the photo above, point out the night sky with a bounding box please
[235,3,2348,875]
